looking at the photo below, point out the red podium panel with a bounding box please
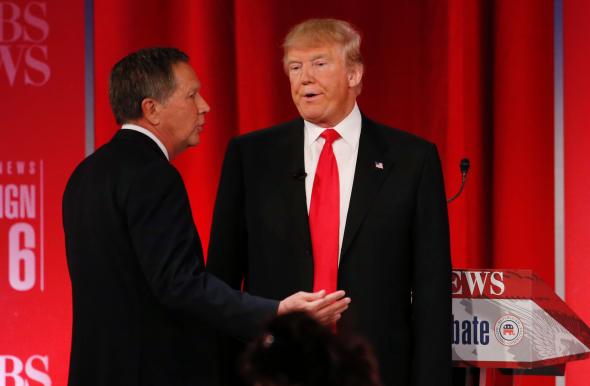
[452,269,590,369]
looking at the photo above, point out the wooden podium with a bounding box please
[451,269,590,385]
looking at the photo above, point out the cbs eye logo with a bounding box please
[494,315,524,346]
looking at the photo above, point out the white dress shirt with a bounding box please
[304,103,362,261]
[121,123,169,161]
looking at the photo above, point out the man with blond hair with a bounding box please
[208,19,451,386]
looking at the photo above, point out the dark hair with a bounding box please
[108,47,189,124]
[241,312,382,386]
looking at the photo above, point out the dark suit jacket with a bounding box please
[62,129,277,386]
[207,115,452,386]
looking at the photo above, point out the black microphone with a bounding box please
[460,158,470,176]
[293,169,307,181]
[447,158,470,204]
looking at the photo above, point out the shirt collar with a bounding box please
[121,123,170,161]
[304,103,362,149]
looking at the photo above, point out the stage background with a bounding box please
[0,0,84,385]
[1,1,589,385]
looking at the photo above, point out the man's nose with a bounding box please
[300,64,314,84]
[197,95,210,114]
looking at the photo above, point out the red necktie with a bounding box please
[310,129,340,294]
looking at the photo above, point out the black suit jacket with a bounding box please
[207,115,452,386]
[62,129,277,386]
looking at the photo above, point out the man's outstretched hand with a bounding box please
[278,290,351,325]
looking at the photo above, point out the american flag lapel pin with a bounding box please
[374,161,384,170]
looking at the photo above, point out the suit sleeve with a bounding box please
[411,143,452,386]
[125,158,276,342]
[207,138,248,290]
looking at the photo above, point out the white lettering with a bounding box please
[0,356,51,386]
[452,271,506,297]
[8,222,36,291]
[0,2,49,86]
[0,355,25,386]
[0,44,25,86]
[23,2,48,43]
[28,160,36,175]
[24,44,49,85]
[0,2,22,43]
[490,271,505,295]
[0,184,36,219]
[15,161,25,174]
[25,356,51,386]
[0,160,38,175]
[4,184,18,218]
[451,271,462,295]
[464,271,489,296]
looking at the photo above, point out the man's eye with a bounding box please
[289,64,301,71]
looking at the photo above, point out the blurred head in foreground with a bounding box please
[241,312,381,386]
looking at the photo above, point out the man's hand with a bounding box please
[278,290,351,325]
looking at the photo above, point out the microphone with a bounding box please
[460,158,470,175]
[292,169,307,181]
[447,158,470,204]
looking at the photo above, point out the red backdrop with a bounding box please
[0,0,84,385]
[2,1,589,385]
[92,2,557,385]
[564,0,590,385]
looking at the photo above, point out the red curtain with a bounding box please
[93,1,562,385]
[565,0,590,385]
[95,0,239,253]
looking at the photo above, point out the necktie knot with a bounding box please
[320,129,340,145]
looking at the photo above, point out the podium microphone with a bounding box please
[447,158,470,204]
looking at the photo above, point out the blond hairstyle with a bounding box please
[283,18,363,68]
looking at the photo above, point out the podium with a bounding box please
[452,269,590,385]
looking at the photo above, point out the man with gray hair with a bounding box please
[208,19,452,386]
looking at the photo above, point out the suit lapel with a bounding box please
[281,120,312,253]
[340,116,394,259]
[279,117,395,262]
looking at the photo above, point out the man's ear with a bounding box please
[348,63,363,88]
[141,98,160,125]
